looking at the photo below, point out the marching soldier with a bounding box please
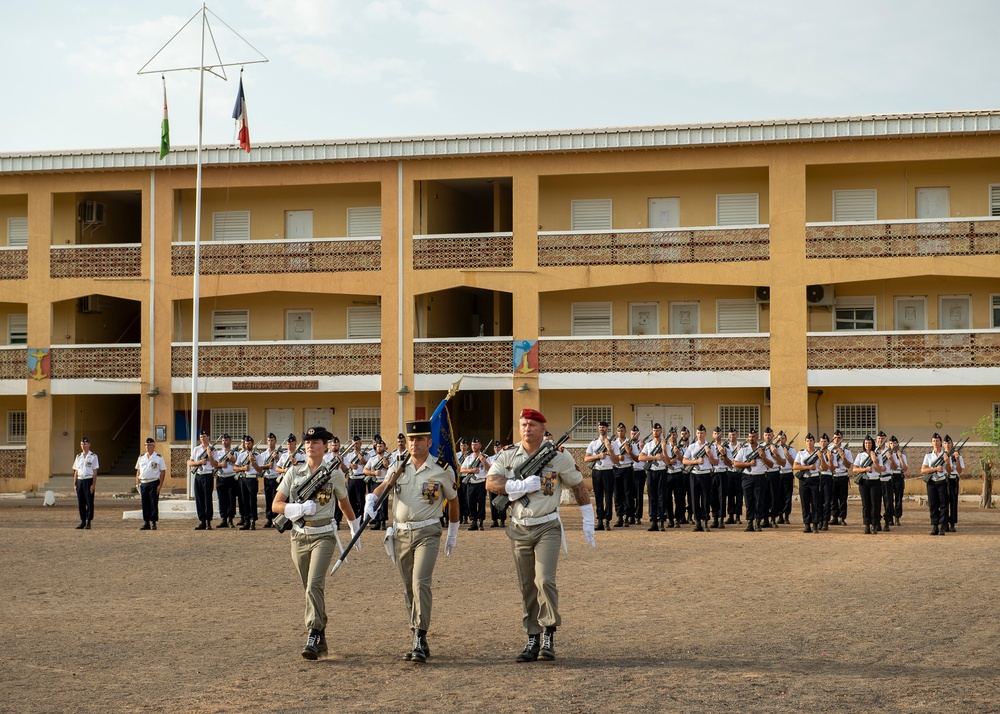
[921,433,951,536]
[944,435,964,532]
[460,437,490,531]
[486,408,595,663]
[584,421,618,530]
[366,419,459,663]
[273,426,359,659]
[188,430,215,530]
[135,437,166,530]
[210,434,238,529]
[678,426,691,522]
[72,437,99,530]
[323,436,350,529]
[814,433,833,530]
[640,423,667,531]
[277,434,305,481]
[682,424,718,532]
[829,431,852,526]
[876,431,894,531]
[792,434,822,532]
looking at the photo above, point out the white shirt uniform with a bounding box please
[365,453,390,483]
[344,450,367,480]
[830,445,853,477]
[135,451,166,483]
[736,444,767,476]
[462,452,490,484]
[73,452,100,479]
[684,441,715,474]
[641,439,667,472]
[213,447,237,477]
[586,437,616,470]
[922,451,949,482]
[853,452,880,480]
[794,449,820,477]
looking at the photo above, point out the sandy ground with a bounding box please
[2,497,999,714]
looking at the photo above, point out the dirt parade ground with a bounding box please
[2,497,999,714]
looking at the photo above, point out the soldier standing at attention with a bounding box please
[362,439,391,530]
[487,408,595,663]
[628,426,646,525]
[710,426,730,530]
[921,433,951,536]
[584,420,618,531]
[261,434,281,528]
[682,424,718,532]
[365,419,459,663]
[456,438,471,525]
[488,440,507,529]
[461,437,490,531]
[828,431,852,526]
[210,434,238,528]
[135,437,166,530]
[943,435,964,532]
[272,426,359,660]
[612,422,634,528]
[725,428,743,524]
[188,430,215,530]
[72,437,99,530]
[640,423,667,530]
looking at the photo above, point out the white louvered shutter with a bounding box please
[571,302,612,336]
[571,199,612,231]
[832,190,877,222]
[7,217,27,247]
[716,299,758,333]
[716,194,759,225]
[347,207,382,237]
[990,186,1000,217]
[347,306,381,339]
[212,310,249,341]
[213,211,251,241]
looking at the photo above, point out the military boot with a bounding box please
[515,634,540,663]
[538,627,556,661]
[301,629,322,660]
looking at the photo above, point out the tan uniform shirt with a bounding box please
[278,462,348,519]
[392,458,457,524]
[488,444,582,521]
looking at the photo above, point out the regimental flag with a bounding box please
[429,378,463,489]
[232,75,250,153]
[159,78,170,160]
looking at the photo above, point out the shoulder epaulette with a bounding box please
[503,444,517,451]
[436,456,449,468]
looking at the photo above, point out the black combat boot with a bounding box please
[515,634,540,663]
[408,630,429,663]
[538,627,556,661]
[301,629,322,660]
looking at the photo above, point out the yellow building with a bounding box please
[1,110,999,491]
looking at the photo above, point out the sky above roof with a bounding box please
[4,0,999,154]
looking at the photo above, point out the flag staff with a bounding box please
[139,4,267,499]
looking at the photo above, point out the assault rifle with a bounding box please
[492,416,585,512]
[189,438,219,477]
[681,442,711,475]
[273,463,335,534]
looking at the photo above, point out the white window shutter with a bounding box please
[571,302,612,336]
[990,186,1000,217]
[716,194,759,225]
[716,299,758,333]
[7,217,27,247]
[7,314,27,345]
[571,199,612,231]
[212,310,249,341]
[347,207,382,237]
[213,211,251,242]
[347,306,381,339]
[832,190,877,221]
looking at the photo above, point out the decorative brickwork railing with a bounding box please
[413,233,514,270]
[171,238,381,275]
[0,248,28,279]
[170,446,191,481]
[171,341,381,377]
[807,331,1000,369]
[50,244,143,278]
[414,338,514,373]
[0,347,26,379]
[49,345,141,379]
[538,226,769,267]
[0,447,27,479]
[806,218,1000,259]
[539,335,770,372]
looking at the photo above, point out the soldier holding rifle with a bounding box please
[187,430,215,531]
[272,426,359,660]
[461,437,491,531]
[584,420,618,531]
[921,432,951,536]
[487,408,595,664]
[261,433,281,528]
[640,423,668,530]
[944,435,965,532]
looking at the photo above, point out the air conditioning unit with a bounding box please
[77,296,102,314]
[806,284,835,306]
[82,201,105,225]
[754,286,770,304]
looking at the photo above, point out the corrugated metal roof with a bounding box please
[3,110,1000,174]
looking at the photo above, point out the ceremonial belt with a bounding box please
[833,471,850,477]
[468,477,487,484]
[293,522,335,535]
[511,511,560,527]
[303,518,332,527]
[216,473,235,479]
[692,469,712,475]
[394,517,441,532]
[76,475,94,480]
[799,472,819,478]
[592,466,613,472]
[139,478,161,484]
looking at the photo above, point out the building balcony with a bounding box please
[171,340,381,392]
[538,334,770,389]
[47,344,142,393]
[807,330,1000,385]
[0,346,25,382]
[0,247,27,280]
[413,232,513,270]
[171,237,381,276]
[805,217,1000,259]
[537,225,770,267]
[50,244,143,278]
[0,446,27,479]
[414,337,514,390]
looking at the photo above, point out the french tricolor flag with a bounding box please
[232,76,250,153]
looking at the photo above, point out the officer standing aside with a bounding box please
[584,420,618,531]
[273,426,359,659]
[365,419,459,663]
[72,437,99,530]
[487,408,595,663]
[188,430,214,530]
[135,437,166,530]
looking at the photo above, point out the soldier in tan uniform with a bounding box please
[487,408,595,663]
[272,426,359,660]
[365,419,459,663]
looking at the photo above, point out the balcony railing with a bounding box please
[806,217,1000,259]
[539,334,770,372]
[0,247,27,280]
[51,243,143,278]
[413,232,513,270]
[49,344,141,379]
[171,340,381,377]
[807,330,1000,369]
[414,337,514,374]
[0,446,27,479]
[538,225,769,267]
[171,237,381,275]
[0,346,25,379]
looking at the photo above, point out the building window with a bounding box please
[212,211,250,242]
[211,408,247,440]
[992,295,1000,328]
[348,407,381,441]
[7,217,27,247]
[990,185,1000,217]
[716,299,758,333]
[7,314,27,345]
[347,207,382,237]
[571,302,612,336]
[718,405,760,438]
[832,189,877,222]
[212,310,249,341]
[571,199,612,231]
[347,306,381,339]
[572,405,612,441]
[7,410,26,443]
[834,404,878,442]
[716,193,759,226]
[833,297,876,331]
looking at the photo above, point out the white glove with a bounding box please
[505,475,541,500]
[384,526,396,564]
[302,500,317,516]
[445,521,459,556]
[348,517,362,553]
[364,493,378,521]
[283,500,315,522]
[580,503,596,548]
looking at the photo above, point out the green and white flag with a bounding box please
[159,77,170,160]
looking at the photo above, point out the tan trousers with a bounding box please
[290,530,338,631]
[507,518,562,635]
[393,524,442,632]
